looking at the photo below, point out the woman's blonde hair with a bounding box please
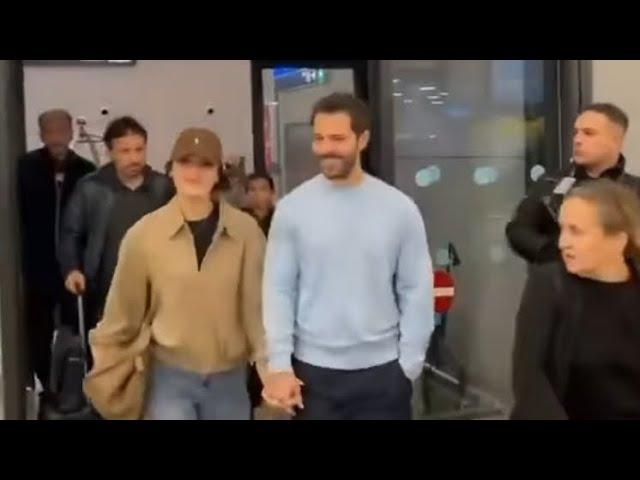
[566,179,640,261]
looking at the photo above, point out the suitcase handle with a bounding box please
[77,295,88,374]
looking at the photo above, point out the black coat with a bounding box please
[505,156,640,264]
[17,148,96,291]
[58,163,175,288]
[510,261,640,420]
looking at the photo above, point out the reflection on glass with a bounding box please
[415,165,441,187]
[435,248,451,267]
[530,164,546,181]
[473,166,500,186]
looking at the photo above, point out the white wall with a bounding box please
[592,60,640,175]
[23,60,254,172]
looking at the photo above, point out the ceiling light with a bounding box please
[393,92,403,97]
[420,86,436,91]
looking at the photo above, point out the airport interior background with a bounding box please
[1,59,639,419]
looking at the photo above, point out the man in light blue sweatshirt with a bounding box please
[262,93,434,420]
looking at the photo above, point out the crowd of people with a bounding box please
[17,91,640,420]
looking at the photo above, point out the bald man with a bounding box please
[506,103,640,265]
[17,109,95,401]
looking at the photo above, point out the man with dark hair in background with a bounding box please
[243,172,276,236]
[506,103,640,264]
[59,116,174,338]
[18,109,96,395]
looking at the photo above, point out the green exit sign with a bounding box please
[274,68,329,91]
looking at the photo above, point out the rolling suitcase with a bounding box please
[40,295,99,420]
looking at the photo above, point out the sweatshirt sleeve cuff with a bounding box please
[399,353,426,382]
[268,352,293,373]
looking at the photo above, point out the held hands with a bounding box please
[262,370,304,416]
[65,270,86,295]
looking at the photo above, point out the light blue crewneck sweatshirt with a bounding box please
[263,173,434,380]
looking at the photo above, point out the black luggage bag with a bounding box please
[40,296,100,420]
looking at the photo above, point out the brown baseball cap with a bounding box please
[170,128,223,166]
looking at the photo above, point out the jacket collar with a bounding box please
[39,147,80,172]
[97,162,153,189]
[161,195,238,240]
[566,258,640,284]
[573,154,626,181]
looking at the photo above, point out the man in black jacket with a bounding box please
[506,103,640,264]
[59,116,174,339]
[18,109,96,391]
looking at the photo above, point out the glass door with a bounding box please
[372,60,562,414]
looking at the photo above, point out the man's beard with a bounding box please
[319,153,357,180]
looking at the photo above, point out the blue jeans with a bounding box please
[146,362,251,420]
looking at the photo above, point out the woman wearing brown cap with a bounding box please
[84,128,268,420]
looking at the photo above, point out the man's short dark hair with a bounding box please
[581,103,629,132]
[38,109,72,130]
[246,172,274,191]
[310,93,371,136]
[103,116,148,150]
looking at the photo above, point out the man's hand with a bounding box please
[65,270,86,295]
[262,371,304,416]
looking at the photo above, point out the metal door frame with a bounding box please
[0,60,28,420]
[559,60,593,166]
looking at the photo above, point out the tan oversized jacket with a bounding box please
[88,196,267,376]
